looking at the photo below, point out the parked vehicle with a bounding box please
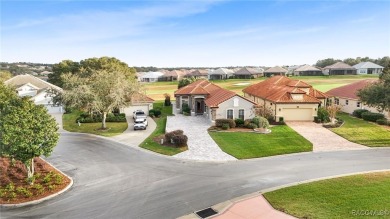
[134,118,148,130]
[133,110,147,121]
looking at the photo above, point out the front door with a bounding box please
[196,101,204,114]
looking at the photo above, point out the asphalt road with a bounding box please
[2,132,390,219]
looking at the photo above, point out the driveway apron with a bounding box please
[166,113,236,161]
[287,122,368,152]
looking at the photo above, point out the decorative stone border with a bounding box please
[0,158,74,209]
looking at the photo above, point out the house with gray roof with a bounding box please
[353,62,384,75]
[264,66,287,77]
[294,64,323,76]
[208,68,234,80]
[233,67,263,79]
[323,62,357,75]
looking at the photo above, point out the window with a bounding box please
[335,98,339,105]
[227,109,233,119]
[346,100,349,105]
[233,98,239,107]
[238,109,244,119]
[357,102,361,107]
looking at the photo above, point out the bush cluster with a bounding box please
[246,123,258,129]
[352,109,370,118]
[317,107,330,123]
[149,109,161,117]
[361,112,385,122]
[215,119,236,128]
[165,130,184,142]
[76,112,126,123]
[376,119,388,125]
[182,103,191,114]
[234,118,245,127]
[165,130,187,147]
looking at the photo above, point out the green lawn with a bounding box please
[264,171,390,219]
[332,113,390,147]
[139,102,187,155]
[209,125,313,159]
[62,110,128,137]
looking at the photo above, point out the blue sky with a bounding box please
[1,0,389,67]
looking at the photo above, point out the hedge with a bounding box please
[165,130,184,142]
[172,135,188,147]
[76,113,126,123]
[361,112,385,122]
[353,109,370,118]
[235,118,245,127]
[215,119,236,128]
[376,119,388,125]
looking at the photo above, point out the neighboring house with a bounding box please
[353,62,384,75]
[136,72,146,82]
[294,64,323,76]
[242,76,328,121]
[264,66,288,77]
[4,74,63,113]
[208,68,234,80]
[139,71,164,82]
[325,79,389,118]
[174,80,256,122]
[323,62,357,75]
[233,67,263,79]
[186,69,209,79]
[40,71,53,76]
[120,93,154,116]
[161,70,178,81]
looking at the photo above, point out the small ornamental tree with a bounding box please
[164,93,171,106]
[0,84,59,184]
[253,105,273,120]
[326,104,342,125]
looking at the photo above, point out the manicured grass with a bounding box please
[62,110,128,137]
[143,75,379,100]
[332,113,390,147]
[209,125,312,159]
[139,102,186,155]
[264,171,390,219]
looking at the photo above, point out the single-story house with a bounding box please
[139,71,164,82]
[174,80,256,122]
[242,76,328,121]
[4,74,63,113]
[325,79,389,118]
[353,62,384,75]
[264,66,288,77]
[294,64,323,76]
[120,93,154,116]
[208,68,234,80]
[233,67,263,79]
[160,70,178,81]
[323,62,357,75]
[186,69,209,79]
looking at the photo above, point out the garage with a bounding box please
[122,104,152,118]
[282,108,313,121]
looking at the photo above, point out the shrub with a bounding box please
[244,119,252,126]
[154,109,162,117]
[361,112,385,122]
[257,117,269,129]
[246,123,258,129]
[32,184,44,195]
[215,119,236,128]
[235,118,245,127]
[279,117,284,122]
[251,117,260,127]
[164,93,171,106]
[172,135,188,147]
[165,130,184,143]
[314,116,321,123]
[16,187,32,198]
[353,109,370,118]
[222,123,230,130]
[317,107,330,122]
[149,110,155,117]
[182,103,191,114]
[54,173,63,185]
[376,119,388,125]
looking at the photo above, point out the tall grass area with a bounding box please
[139,101,187,155]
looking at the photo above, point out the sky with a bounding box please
[1,0,389,67]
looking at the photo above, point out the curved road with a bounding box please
[2,132,390,219]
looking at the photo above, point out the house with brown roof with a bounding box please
[264,66,288,77]
[294,64,323,76]
[185,69,209,79]
[323,62,357,75]
[325,79,389,118]
[233,67,263,79]
[4,74,63,113]
[242,76,328,121]
[120,93,155,116]
[174,80,256,121]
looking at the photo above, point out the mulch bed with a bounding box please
[0,157,71,204]
[153,135,180,147]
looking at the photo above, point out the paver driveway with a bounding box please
[166,114,236,161]
[287,122,368,152]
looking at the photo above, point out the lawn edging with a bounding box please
[0,158,74,209]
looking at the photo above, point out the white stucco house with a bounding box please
[353,62,384,75]
[120,93,155,116]
[5,74,63,113]
[208,68,234,80]
[139,71,164,82]
[174,80,256,122]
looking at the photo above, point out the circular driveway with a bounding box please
[2,132,390,219]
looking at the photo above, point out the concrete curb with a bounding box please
[178,169,390,219]
[0,158,74,209]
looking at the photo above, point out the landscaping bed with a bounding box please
[0,157,71,204]
[209,125,312,159]
[264,171,390,219]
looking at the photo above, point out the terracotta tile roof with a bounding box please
[324,62,356,70]
[325,79,378,100]
[129,92,154,103]
[175,79,255,108]
[243,75,325,104]
[264,66,288,73]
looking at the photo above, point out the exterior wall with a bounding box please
[357,68,383,75]
[214,96,255,120]
[297,71,323,76]
[331,96,389,118]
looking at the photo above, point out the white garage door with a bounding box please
[123,105,150,118]
[283,108,313,121]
